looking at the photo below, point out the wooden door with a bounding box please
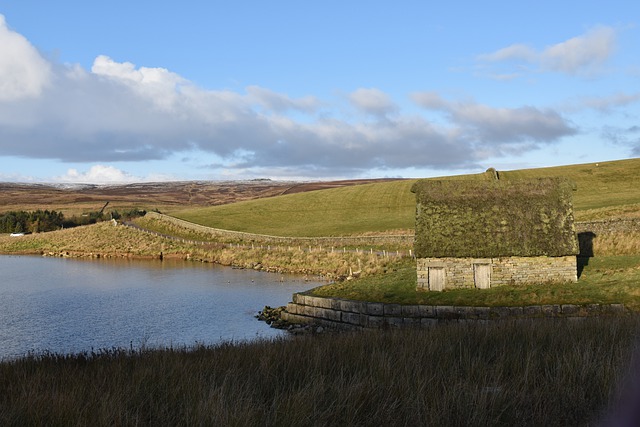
[428,267,445,291]
[474,264,491,289]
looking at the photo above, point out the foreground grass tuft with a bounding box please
[1,320,638,426]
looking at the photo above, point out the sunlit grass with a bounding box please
[311,255,640,309]
[171,158,640,236]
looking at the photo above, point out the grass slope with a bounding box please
[173,179,418,237]
[172,158,640,237]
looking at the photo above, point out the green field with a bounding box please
[310,255,640,309]
[172,158,640,237]
[173,179,418,237]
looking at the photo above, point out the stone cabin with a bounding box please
[411,174,579,291]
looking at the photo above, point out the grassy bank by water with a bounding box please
[0,221,397,278]
[310,255,640,310]
[1,319,638,426]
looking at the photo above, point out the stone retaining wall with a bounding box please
[281,293,626,329]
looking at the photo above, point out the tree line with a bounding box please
[0,209,146,234]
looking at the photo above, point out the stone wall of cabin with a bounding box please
[417,255,577,290]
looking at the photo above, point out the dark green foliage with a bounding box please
[412,177,579,258]
[63,209,146,227]
[0,210,65,233]
[109,208,146,221]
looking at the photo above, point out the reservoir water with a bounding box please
[0,255,322,361]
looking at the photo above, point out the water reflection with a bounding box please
[0,255,322,360]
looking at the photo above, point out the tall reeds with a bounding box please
[1,318,638,426]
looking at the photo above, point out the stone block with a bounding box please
[454,307,475,319]
[507,307,524,317]
[286,303,299,315]
[292,293,304,304]
[339,300,363,313]
[561,304,579,315]
[303,305,316,317]
[384,304,402,316]
[523,305,542,317]
[540,305,561,316]
[318,297,333,309]
[418,305,435,317]
[282,313,314,324]
[342,312,361,325]
[403,317,422,327]
[299,295,312,306]
[384,317,403,328]
[584,304,601,315]
[401,305,420,318]
[313,307,327,318]
[324,309,342,322]
[489,307,511,319]
[366,302,384,316]
[471,307,490,319]
[435,306,457,319]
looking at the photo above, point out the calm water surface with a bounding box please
[0,255,323,360]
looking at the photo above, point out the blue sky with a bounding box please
[0,1,639,183]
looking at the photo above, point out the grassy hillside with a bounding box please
[172,158,640,237]
[173,179,418,237]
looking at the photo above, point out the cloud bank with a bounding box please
[0,16,628,180]
[479,26,617,77]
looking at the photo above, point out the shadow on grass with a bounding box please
[578,231,596,278]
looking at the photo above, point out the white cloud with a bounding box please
[412,92,576,149]
[569,92,640,113]
[541,26,616,74]
[92,55,188,110]
[0,14,580,179]
[0,15,52,100]
[55,165,141,184]
[478,26,617,76]
[53,165,176,184]
[410,92,449,109]
[478,43,537,62]
[348,88,397,116]
[246,86,320,113]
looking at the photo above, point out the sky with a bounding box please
[0,1,639,184]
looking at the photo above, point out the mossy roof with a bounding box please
[411,177,579,258]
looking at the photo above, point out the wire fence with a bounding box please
[122,220,414,258]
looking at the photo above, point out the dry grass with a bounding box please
[590,231,640,256]
[0,222,396,278]
[1,319,637,426]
